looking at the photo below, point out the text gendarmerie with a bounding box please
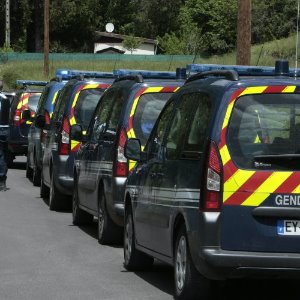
[275,195,300,206]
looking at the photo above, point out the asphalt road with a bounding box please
[0,157,299,300]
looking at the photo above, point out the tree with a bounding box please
[163,0,238,55]
[123,35,142,54]
[236,0,251,65]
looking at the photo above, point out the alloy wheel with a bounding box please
[175,235,187,292]
[124,214,133,264]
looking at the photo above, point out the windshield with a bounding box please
[227,93,300,170]
[133,93,172,145]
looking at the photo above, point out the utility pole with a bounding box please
[236,0,251,65]
[5,0,10,47]
[44,0,49,77]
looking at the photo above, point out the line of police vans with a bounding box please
[15,60,300,299]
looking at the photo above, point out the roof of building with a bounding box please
[95,47,125,54]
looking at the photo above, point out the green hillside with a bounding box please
[0,34,299,90]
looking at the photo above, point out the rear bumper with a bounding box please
[52,154,74,196]
[106,177,126,227]
[198,247,300,280]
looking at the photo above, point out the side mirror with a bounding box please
[35,114,46,129]
[125,138,142,161]
[22,109,31,121]
[70,124,83,141]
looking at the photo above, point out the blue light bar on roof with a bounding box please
[55,69,114,79]
[16,80,48,87]
[186,64,276,76]
[187,64,300,77]
[113,69,178,79]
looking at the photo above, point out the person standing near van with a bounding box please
[0,91,10,191]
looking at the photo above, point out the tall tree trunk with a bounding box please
[236,0,251,65]
[34,0,42,52]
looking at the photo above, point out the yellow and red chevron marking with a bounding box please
[127,86,180,170]
[69,83,110,126]
[71,140,81,152]
[219,85,299,207]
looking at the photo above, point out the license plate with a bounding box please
[277,220,300,235]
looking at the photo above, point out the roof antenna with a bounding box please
[295,0,300,78]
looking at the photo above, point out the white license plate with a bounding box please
[277,220,300,235]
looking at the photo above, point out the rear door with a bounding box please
[220,85,300,253]
[78,89,116,210]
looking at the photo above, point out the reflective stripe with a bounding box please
[242,172,292,206]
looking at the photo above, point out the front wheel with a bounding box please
[40,170,49,199]
[72,182,93,225]
[26,160,33,179]
[49,171,65,211]
[174,226,211,300]
[32,160,41,186]
[124,207,153,270]
[97,191,122,245]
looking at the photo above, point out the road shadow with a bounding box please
[73,220,123,249]
[125,266,300,300]
[132,261,174,296]
[212,278,299,300]
[8,161,26,170]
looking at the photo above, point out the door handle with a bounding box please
[150,172,165,179]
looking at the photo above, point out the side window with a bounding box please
[183,93,212,153]
[164,94,196,160]
[90,90,115,141]
[106,90,124,136]
[147,101,174,159]
[52,84,73,121]
[36,86,49,115]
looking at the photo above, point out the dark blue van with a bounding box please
[27,77,66,185]
[39,70,114,211]
[123,61,300,299]
[8,80,47,166]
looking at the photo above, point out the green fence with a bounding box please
[2,52,196,63]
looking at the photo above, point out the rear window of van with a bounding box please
[227,93,300,170]
[74,89,103,130]
[133,93,172,145]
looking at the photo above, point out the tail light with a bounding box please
[201,141,223,211]
[40,111,51,144]
[59,117,70,155]
[113,127,128,177]
[14,109,21,126]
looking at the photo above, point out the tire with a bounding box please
[97,191,123,245]
[72,181,93,225]
[32,156,41,186]
[6,151,14,168]
[174,226,211,300]
[123,207,154,271]
[40,170,50,199]
[49,171,65,211]
[26,158,33,179]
